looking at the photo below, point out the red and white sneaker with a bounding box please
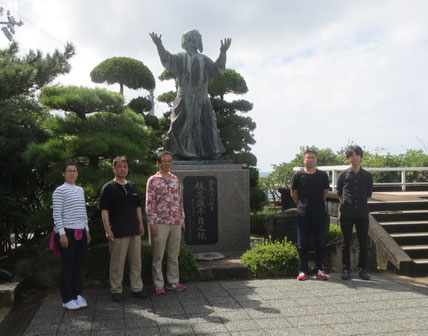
[165,283,186,291]
[315,270,329,280]
[155,287,165,295]
[297,272,307,281]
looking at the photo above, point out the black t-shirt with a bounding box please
[291,169,330,216]
[99,180,141,238]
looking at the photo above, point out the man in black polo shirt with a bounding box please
[100,156,147,301]
[291,149,330,281]
[337,145,373,280]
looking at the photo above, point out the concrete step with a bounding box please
[401,245,428,259]
[412,259,428,276]
[390,232,428,245]
[194,258,252,281]
[379,220,428,233]
[371,210,428,222]
[369,200,428,212]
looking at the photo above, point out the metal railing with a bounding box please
[293,166,428,192]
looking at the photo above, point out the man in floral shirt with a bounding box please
[146,151,186,294]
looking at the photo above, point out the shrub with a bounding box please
[241,238,299,277]
[250,209,280,236]
[328,224,342,242]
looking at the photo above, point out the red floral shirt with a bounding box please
[145,172,185,226]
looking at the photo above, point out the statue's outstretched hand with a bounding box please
[220,38,232,53]
[150,32,163,46]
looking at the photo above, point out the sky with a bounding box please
[2,0,428,171]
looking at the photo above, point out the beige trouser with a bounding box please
[109,235,143,294]
[152,224,181,288]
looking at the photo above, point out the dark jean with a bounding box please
[57,229,88,303]
[340,214,369,271]
[296,215,327,273]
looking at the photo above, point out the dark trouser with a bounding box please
[57,229,88,303]
[296,215,327,273]
[340,214,369,271]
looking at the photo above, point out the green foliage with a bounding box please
[0,42,75,100]
[128,96,152,114]
[241,238,299,277]
[250,209,280,236]
[328,224,342,242]
[208,69,248,99]
[40,86,125,119]
[157,91,177,108]
[85,243,197,284]
[90,57,155,95]
[249,168,268,212]
[0,42,74,254]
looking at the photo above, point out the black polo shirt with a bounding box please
[99,180,141,238]
[337,167,373,217]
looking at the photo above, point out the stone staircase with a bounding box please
[370,200,428,275]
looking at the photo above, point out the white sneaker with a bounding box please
[75,295,88,308]
[62,300,81,310]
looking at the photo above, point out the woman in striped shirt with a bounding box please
[53,161,91,310]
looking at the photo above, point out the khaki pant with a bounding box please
[152,224,181,288]
[109,235,143,294]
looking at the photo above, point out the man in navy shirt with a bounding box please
[337,145,373,280]
[291,149,330,281]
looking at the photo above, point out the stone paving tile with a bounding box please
[156,314,189,326]
[265,327,301,336]
[126,326,161,335]
[329,322,372,335]
[297,325,339,336]
[254,316,292,329]
[223,319,261,332]
[191,321,230,334]
[21,276,428,336]
[216,309,252,321]
[23,323,59,336]
[159,323,195,335]
[361,320,404,333]
[394,318,428,331]
[92,318,125,330]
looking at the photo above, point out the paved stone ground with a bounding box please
[23,273,428,336]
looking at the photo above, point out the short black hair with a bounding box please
[62,161,78,172]
[346,145,363,158]
[112,156,128,167]
[157,151,173,163]
[303,149,317,157]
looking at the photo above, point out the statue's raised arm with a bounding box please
[220,38,232,53]
[149,32,163,47]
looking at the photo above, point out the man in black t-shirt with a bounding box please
[99,156,147,301]
[291,149,330,281]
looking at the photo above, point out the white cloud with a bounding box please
[2,0,428,170]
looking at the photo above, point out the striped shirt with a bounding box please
[52,183,89,235]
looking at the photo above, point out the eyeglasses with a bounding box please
[65,170,78,173]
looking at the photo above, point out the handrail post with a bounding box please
[332,169,338,192]
[401,170,406,192]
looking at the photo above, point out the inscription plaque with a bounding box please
[183,176,218,245]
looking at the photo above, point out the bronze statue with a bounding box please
[150,30,231,160]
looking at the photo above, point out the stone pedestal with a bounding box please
[172,163,250,254]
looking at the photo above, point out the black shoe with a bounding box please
[131,289,148,299]
[359,269,370,280]
[111,293,123,302]
[341,269,351,280]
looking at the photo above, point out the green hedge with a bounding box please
[241,238,299,277]
[328,224,342,242]
[250,209,280,236]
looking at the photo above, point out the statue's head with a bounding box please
[181,29,203,53]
